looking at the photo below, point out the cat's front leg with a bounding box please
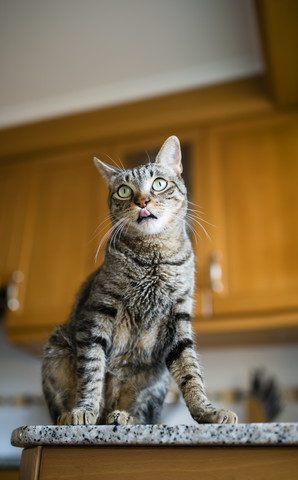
[166,311,237,424]
[58,312,113,425]
[57,335,106,425]
[58,408,98,426]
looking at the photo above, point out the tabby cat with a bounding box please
[42,135,237,426]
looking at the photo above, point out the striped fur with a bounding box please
[42,136,237,425]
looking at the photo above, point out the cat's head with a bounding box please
[94,136,187,236]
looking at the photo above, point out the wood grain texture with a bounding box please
[256,0,298,106]
[0,162,32,287]
[19,447,42,480]
[201,111,298,317]
[5,149,109,344]
[21,446,298,480]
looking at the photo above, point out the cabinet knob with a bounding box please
[209,250,224,293]
[7,271,24,312]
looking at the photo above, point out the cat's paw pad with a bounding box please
[194,407,238,424]
[106,410,135,425]
[57,408,98,425]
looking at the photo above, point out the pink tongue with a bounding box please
[139,208,150,218]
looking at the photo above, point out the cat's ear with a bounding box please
[93,157,121,183]
[155,136,182,175]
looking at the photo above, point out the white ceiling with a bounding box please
[0,0,264,129]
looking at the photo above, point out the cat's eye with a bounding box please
[152,178,168,192]
[117,185,133,198]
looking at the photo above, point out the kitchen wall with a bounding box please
[0,325,51,466]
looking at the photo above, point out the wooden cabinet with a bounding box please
[3,149,110,347]
[190,112,298,345]
[18,444,298,480]
[200,112,298,318]
[1,83,298,348]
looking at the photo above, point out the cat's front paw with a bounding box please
[193,406,238,424]
[106,410,135,426]
[57,408,98,425]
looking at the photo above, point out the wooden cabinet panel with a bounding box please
[5,150,109,343]
[0,164,31,289]
[202,112,298,317]
[19,446,298,480]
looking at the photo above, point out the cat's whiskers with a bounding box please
[186,213,212,241]
[145,151,153,164]
[172,208,201,243]
[187,210,215,228]
[188,200,204,209]
[185,218,201,243]
[95,217,127,263]
[117,222,127,242]
[187,207,207,216]
[89,215,112,243]
[110,217,128,244]
[103,153,125,170]
[118,220,131,244]
[186,204,216,240]
[159,202,211,241]
[158,204,188,236]
[109,217,130,252]
[116,156,126,170]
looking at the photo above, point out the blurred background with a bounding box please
[0,0,298,474]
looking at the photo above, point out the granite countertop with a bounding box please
[11,423,298,448]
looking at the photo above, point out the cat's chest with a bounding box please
[111,262,190,342]
[107,263,192,368]
[124,262,182,309]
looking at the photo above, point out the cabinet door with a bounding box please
[0,163,31,290]
[5,150,109,345]
[202,112,298,317]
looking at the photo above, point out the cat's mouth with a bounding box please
[137,208,157,224]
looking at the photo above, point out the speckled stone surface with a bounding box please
[11,423,298,448]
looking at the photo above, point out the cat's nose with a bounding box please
[135,196,150,209]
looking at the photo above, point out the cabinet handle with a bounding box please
[7,271,24,312]
[209,250,224,293]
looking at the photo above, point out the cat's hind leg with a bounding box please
[42,326,77,424]
[106,410,135,425]
[104,368,169,425]
[104,369,169,425]
[129,369,169,425]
